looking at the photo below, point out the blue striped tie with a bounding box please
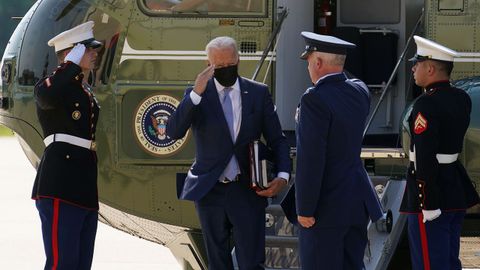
[221,87,239,181]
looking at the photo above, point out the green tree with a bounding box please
[0,0,36,58]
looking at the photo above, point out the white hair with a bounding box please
[314,51,346,66]
[206,36,239,58]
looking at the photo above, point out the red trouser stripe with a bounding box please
[418,213,431,270]
[52,199,60,270]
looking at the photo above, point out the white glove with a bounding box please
[422,209,441,223]
[65,44,86,65]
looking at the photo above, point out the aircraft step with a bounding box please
[263,203,300,269]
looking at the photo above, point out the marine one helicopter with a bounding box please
[1,0,479,269]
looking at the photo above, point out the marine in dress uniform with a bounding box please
[31,21,102,270]
[400,35,480,270]
[281,32,383,270]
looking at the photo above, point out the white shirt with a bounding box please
[314,72,343,85]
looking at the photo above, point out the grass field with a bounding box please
[0,125,13,136]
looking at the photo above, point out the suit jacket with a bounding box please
[400,81,479,212]
[282,73,383,227]
[32,62,100,210]
[167,77,291,201]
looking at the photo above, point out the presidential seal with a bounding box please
[134,95,188,156]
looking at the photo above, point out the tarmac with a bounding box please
[0,136,181,270]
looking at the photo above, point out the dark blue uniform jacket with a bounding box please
[400,81,479,212]
[32,62,100,209]
[282,73,383,227]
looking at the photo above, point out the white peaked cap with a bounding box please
[412,35,458,62]
[47,21,102,52]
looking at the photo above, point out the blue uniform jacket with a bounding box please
[166,77,291,201]
[32,61,100,209]
[282,73,383,226]
[400,81,479,212]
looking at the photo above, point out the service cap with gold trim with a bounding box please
[300,31,356,59]
[409,35,458,63]
[47,21,102,53]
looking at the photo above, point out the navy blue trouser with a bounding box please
[195,181,267,270]
[298,215,368,269]
[407,211,465,270]
[36,198,98,270]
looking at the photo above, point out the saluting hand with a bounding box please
[193,65,215,96]
[298,216,315,228]
[65,44,86,65]
[256,178,287,198]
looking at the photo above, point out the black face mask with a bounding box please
[214,65,238,87]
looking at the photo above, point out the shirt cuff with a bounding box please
[277,172,289,183]
[189,90,202,105]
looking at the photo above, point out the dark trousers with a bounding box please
[195,181,267,270]
[407,211,465,270]
[298,217,368,269]
[36,198,98,270]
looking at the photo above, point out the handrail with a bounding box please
[251,8,288,81]
[363,9,424,137]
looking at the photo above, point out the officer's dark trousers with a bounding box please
[407,211,465,270]
[36,198,98,270]
[195,181,267,270]
[298,218,369,270]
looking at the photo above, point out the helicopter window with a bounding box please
[18,0,121,86]
[142,0,266,16]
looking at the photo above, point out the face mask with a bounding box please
[214,65,238,87]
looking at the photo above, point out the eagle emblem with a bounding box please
[72,110,81,120]
[150,112,168,140]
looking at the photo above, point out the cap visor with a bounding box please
[408,56,417,62]
[81,39,102,49]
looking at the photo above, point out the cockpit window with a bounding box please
[18,0,121,86]
[143,0,266,16]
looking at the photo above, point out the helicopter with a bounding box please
[1,0,479,269]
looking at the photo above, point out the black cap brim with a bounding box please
[299,32,355,60]
[408,54,429,62]
[80,38,102,49]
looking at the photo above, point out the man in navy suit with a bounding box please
[282,32,383,270]
[166,36,291,270]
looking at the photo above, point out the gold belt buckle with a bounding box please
[90,141,97,151]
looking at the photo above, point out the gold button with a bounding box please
[75,103,79,107]
[419,194,422,198]
[66,155,70,159]
[411,170,415,174]
[420,203,423,207]
[91,141,97,151]
[91,114,94,118]
[75,75,80,81]
[91,124,94,128]
[418,184,422,188]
